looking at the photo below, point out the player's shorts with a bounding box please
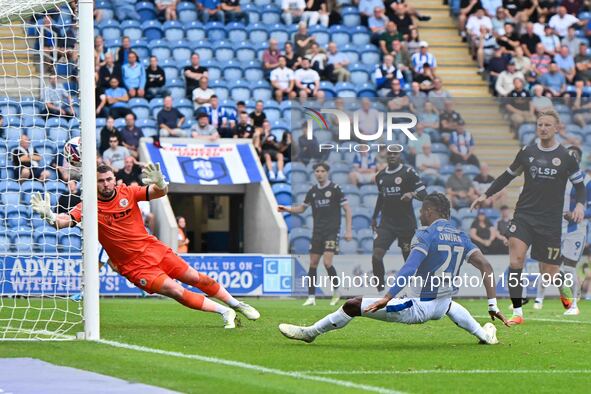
[118,243,190,293]
[374,226,413,255]
[309,232,339,255]
[562,230,587,263]
[360,297,452,324]
[507,216,562,265]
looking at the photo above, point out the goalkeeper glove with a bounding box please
[141,163,167,189]
[31,192,56,225]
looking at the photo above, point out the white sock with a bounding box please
[513,307,523,316]
[446,301,487,342]
[310,307,353,335]
[536,280,546,302]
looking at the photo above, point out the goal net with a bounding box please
[0,0,98,340]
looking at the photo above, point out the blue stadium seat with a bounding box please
[215,41,235,62]
[242,60,263,82]
[309,25,329,46]
[171,40,192,62]
[260,5,281,24]
[357,83,376,97]
[223,60,243,81]
[329,25,350,46]
[335,82,357,98]
[289,228,312,254]
[59,232,83,253]
[251,80,272,101]
[99,20,121,41]
[285,214,305,231]
[160,58,179,79]
[206,21,226,41]
[131,39,150,60]
[185,21,206,41]
[340,44,360,63]
[272,183,292,206]
[340,239,358,254]
[136,1,157,22]
[3,115,20,127]
[229,80,251,102]
[36,233,58,253]
[163,20,185,41]
[431,142,448,154]
[48,127,70,144]
[350,64,370,85]
[264,103,281,123]
[227,22,247,42]
[0,233,10,253]
[248,24,269,43]
[204,60,222,80]
[177,1,198,23]
[242,4,261,24]
[360,45,380,65]
[14,232,34,254]
[319,81,336,98]
[235,43,257,63]
[20,97,43,117]
[149,39,172,61]
[269,25,289,45]
[194,40,214,61]
[143,20,163,41]
[0,98,19,116]
[210,79,229,100]
[121,19,142,40]
[350,26,370,46]
[341,7,361,27]
[352,208,372,231]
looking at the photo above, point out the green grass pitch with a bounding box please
[1,298,591,393]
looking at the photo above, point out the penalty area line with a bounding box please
[97,339,403,394]
[473,315,591,324]
[299,369,591,375]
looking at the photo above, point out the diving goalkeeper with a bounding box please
[31,163,259,329]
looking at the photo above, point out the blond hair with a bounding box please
[537,110,560,124]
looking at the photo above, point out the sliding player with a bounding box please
[472,111,586,325]
[278,162,353,306]
[32,163,259,329]
[279,193,508,345]
[535,145,591,315]
[371,150,427,292]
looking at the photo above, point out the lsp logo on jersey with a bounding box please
[530,165,558,179]
[303,107,418,153]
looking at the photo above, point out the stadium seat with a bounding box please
[121,20,142,40]
[248,23,269,43]
[163,20,184,41]
[286,214,305,230]
[19,97,43,117]
[269,25,289,45]
[350,26,370,46]
[215,42,235,62]
[260,5,281,24]
[143,19,163,41]
[13,232,34,254]
[243,61,264,82]
[357,83,376,97]
[229,80,251,102]
[350,64,370,85]
[340,239,358,254]
[177,1,198,23]
[352,208,372,231]
[99,20,121,41]
[360,45,380,65]
[0,233,10,253]
[185,21,206,41]
[319,81,336,98]
[340,44,360,63]
[309,26,329,46]
[222,60,243,81]
[210,79,229,100]
[48,127,70,144]
[150,40,172,61]
[235,44,257,63]
[131,39,150,60]
[272,183,292,206]
[341,7,361,27]
[242,4,261,24]
[136,1,157,22]
[329,25,350,46]
[172,40,192,62]
[194,40,214,61]
[361,193,378,208]
[251,80,272,101]
[289,228,312,254]
[227,22,247,42]
[206,22,226,41]
[335,82,357,98]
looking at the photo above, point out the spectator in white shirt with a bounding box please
[416,144,441,177]
[349,151,377,187]
[102,135,130,172]
[548,6,581,38]
[294,57,323,98]
[282,0,305,25]
[192,76,215,112]
[270,56,296,102]
[540,25,561,56]
[495,61,525,96]
[411,41,437,74]
[326,42,350,82]
[466,8,493,38]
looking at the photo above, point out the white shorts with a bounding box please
[562,230,587,262]
[361,297,452,324]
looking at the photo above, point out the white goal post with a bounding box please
[0,0,99,340]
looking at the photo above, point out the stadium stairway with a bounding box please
[0,24,38,97]
[415,0,522,206]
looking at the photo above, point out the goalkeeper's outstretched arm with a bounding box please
[31,192,77,229]
[142,163,168,200]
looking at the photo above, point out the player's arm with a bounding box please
[277,204,307,214]
[471,151,522,210]
[31,192,76,229]
[364,249,426,313]
[141,163,168,199]
[342,201,352,241]
[468,249,509,326]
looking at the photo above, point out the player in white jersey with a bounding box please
[534,145,590,315]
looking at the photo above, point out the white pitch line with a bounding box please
[473,315,591,325]
[97,339,403,394]
[298,369,591,375]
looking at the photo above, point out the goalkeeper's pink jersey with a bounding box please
[69,184,167,268]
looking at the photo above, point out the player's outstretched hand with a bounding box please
[364,297,389,313]
[400,192,414,202]
[344,229,353,241]
[470,194,488,211]
[277,205,290,213]
[31,192,56,225]
[141,163,167,189]
[488,307,510,327]
[571,203,585,224]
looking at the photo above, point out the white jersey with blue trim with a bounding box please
[562,174,591,235]
[407,219,479,299]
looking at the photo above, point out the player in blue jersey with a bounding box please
[279,193,509,345]
[534,145,591,315]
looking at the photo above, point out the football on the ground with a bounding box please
[63,136,82,167]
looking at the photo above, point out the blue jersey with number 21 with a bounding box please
[389,219,479,299]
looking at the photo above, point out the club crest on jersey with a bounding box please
[552,157,561,166]
[119,198,129,207]
[139,278,147,286]
[509,224,516,232]
[325,191,332,197]
[395,177,402,185]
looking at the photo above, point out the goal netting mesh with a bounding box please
[0,0,84,340]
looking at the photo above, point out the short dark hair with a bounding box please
[423,193,451,220]
[97,164,115,174]
[313,162,330,172]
